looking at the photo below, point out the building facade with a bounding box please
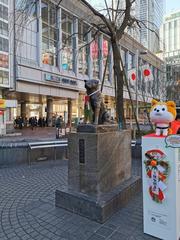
[6,0,164,126]
[140,0,164,53]
[160,10,180,103]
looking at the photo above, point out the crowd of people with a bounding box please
[14,116,48,130]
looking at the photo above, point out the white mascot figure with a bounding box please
[150,99,177,136]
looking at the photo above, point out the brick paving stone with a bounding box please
[0,159,159,240]
[88,233,106,240]
[95,227,114,238]
[110,231,133,240]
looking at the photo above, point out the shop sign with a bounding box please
[61,78,77,86]
[6,100,17,108]
[44,73,60,82]
[0,99,6,109]
[62,64,68,70]
[165,135,180,148]
[44,74,77,86]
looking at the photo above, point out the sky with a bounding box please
[89,0,180,16]
[166,0,180,14]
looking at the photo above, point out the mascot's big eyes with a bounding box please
[162,108,165,111]
[154,108,157,111]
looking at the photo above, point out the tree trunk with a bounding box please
[112,39,126,129]
[120,57,141,135]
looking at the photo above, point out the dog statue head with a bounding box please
[84,80,99,95]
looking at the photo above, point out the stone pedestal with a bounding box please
[55,125,141,223]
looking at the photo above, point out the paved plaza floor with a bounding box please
[0,159,158,240]
[2,127,58,142]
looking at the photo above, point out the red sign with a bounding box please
[0,110,4,115]
[91,41,98,59]
[103,40,108,57]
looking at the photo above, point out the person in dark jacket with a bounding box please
[30,117,36,130]
[55,116,64,138]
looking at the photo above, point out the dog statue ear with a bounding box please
[166,101,176,108]
[84,80,87,83]
[151,99,158,106]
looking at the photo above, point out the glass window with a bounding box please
[78,21,89,75]
[0,53,8,68]
[61,10,73,71]
[0,0,8,5]
[0,70,9,85]
[102,38,110,81]
[41,1,57,66]
[41,2,48,23]
[121,48,127,69]
[15,0,36,19]
[0,37,8,52]
[0,20,8,36]
[0,4,8,20]
[128,53,135,70]
[91,32,100,79]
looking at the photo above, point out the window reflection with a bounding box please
[103,38,110,81]
[0,70,9,85]
[61,10,73,71]
[0,54,8,68]
[41,1,57,66]
[91,32,99,79]
[78,21,89,75]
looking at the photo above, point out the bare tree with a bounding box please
[12,0,161,133]
[80,0,139,130]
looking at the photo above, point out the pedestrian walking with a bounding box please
[55,115,64,139]
[30,117,36,130]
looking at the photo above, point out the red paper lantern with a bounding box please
[0,110,3,115]
[131,73,136,81]
[144,69,150,77]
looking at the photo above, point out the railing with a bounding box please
[28,139,137,165]
[28,139,68,165]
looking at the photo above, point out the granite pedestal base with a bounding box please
[56,176,141,223]
[55,125,141,223]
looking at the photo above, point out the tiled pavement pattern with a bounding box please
[0,159,158,240]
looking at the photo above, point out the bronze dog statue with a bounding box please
[84,80,110,124]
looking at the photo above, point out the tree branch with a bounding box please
[80,0,113,34]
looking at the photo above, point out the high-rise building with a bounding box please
[161,10,180,103]
[0,0,17,135]
[162,10,180,60]
[140,0,164,53]
[0,0,9,134]
[0,0,9,89]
